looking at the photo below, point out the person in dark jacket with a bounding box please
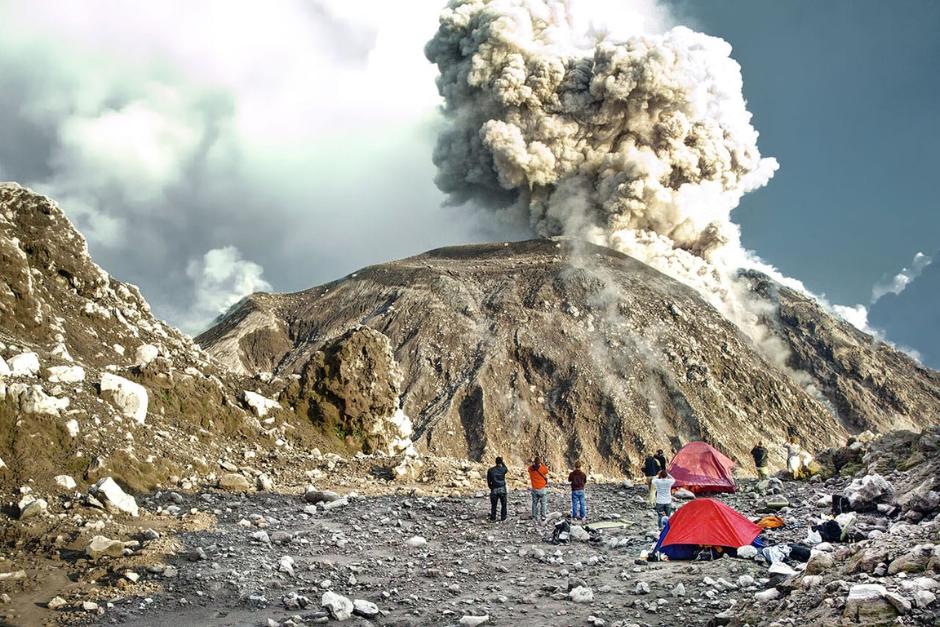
[568,461,588,522]
[751,442,769,479]
[654,449,668,473]
[486,456,508,522]
[643,454,659,504]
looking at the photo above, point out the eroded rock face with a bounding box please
[200,240,940,473]
[283,327,410,455]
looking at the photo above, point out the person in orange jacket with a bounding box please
[528,455,549,521]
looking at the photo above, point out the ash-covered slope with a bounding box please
[0,184,328,491]
[199,239,940,474]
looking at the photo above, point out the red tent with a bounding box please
[656,498,761,557]
[668,441,736,494]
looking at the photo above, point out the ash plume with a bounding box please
[425,0,782,339]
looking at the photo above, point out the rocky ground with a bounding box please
[0,427,937,626]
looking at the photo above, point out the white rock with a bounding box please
[82,601,99,612]
[8,352,40,377]
[54,475,77,490]
[737,575,755,587]
[0,356,10,377]
[47,596,67,610]
[257,473,274,491]
[459,615,490,626]
[321,591,354,621]
[45,365,85,384]
[100,373,148,424]
[134,344,159,367]
[90,477,139,517]
[352,599,379,618]
[914,590,936,608]
[635,581,650,595]
[755,588,780,601]
[569,525,590,541]
[19,497,48,519]
[737,545,758,559]
[844,583,888,616]
[0,456,5,470]
[569,586,594,603]
[405,536,427,548]
[86,535,125,559]
[278,555,295,576]
[241,391,280,418]
[671,583,686,597]
[845,474,894,510]
[14,384,69,415]
[65,419,79,437]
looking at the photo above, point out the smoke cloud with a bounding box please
[426,0,779,316]
[871,251,933,302]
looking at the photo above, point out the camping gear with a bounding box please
[813,520,842,543]
[755,515,786,530]
[584,520,630,531]
[832,494,851,515]
[653,498,761,560]
[667,442,736,494]
[550,519,570,544]
[789,544,811,562]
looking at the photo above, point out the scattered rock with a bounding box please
[321,591,354,621]
[352,599,379,618]
[54,475,77,490]
[217,473,252,492]
[90,477,139,517]
[86,536,125,560]
[47,596,67,610]
[100,373,149,424]
[45,365,85,383]
[569,586,594,603]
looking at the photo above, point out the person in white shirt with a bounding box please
[651,470,676,531]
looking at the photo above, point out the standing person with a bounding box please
[643,453,659,504]
[486,456,508,522]
[568,461,588,522]
[785,438,803,480]
[654,449,668,473]
[528,456,550,522]
[651,469,676,531]
[751,442,769,479]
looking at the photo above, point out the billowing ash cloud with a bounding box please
[426,0,778,284]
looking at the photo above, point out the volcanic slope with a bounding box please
[199,239,940,475]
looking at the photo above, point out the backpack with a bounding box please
[814,520,842,543]
[550,520,571,545]
[789,544,812,562]
[831,494,851,515]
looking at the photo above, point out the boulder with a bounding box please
[90,477,139,517]
[844,584,897,624]
[459,616,489,627]
[844,474,894,511]
[737,545,758,560]
[804,551,835,575]
[18,496,48,519]
[45,365,85,384]
[321,591,354,621]
[569,586,594,603]
[134,344,159,367]
[100,373,148,424]
[405,536,427,548]
[569,525,590,542]
[64,419,79,437]
[54,475,77,490]
[217,473,252,492]
[257,473,274,491]
[241,391,280,418]
[352,599,379,618]
[13,384,69,415]
[8,352,40,377]
[0,356,10,377]
[304,489,341,504]
[765,497,789,510]
[888,545,933,575]
[86,536,125,560]
[755,588,780,601]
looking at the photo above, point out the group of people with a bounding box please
[485,438,808,528]
[485,455,588,523]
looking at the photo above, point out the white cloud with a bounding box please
[832,304,871,332]
[181,246,272,334]
[871,251,933,302]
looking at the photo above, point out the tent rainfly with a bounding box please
[667,441,736,494]
[654,498,762,560]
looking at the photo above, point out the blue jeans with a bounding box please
[571,490,586,519]
[530,488,547,519]
[655,503,674,531]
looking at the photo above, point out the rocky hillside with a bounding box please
[198,239,940,474]
[0,184,419,494]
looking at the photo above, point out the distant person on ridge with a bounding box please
[486,456,508,522]
[654,449,668,473]
[643,452,659,504]
[568,461,588,522]
[528,455,550,522]
[651,469,676,531]
[751,442,769,479]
